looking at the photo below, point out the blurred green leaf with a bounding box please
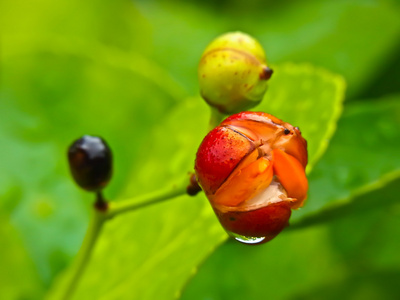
[255,0,400,98]
[1,0,152,54]
[48,63,345,299]
[0,94,90,283]
[181,177,400,300]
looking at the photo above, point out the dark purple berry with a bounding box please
[68,135,112,192]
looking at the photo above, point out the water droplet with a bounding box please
[227,231,266,245]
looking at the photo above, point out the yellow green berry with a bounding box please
[198,32,273,114]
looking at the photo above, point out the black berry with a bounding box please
[68,135,112,192]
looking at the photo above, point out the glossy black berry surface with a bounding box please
[68,135,112,191]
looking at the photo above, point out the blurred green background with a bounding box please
[1,0,400,299]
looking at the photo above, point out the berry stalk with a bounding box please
[60,207,107,300]
[106,182,188,219]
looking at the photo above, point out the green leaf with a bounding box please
[48,63,345,299]
[293,95,400,223]
[181,177,400,300]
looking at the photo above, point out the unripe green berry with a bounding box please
[198,32,273,114]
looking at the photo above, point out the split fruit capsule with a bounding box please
[198,32,273,114]
[195,112,308,245]
[68,135,113,192]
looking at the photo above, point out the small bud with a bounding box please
[68,135,112,192]
[198,32,273,114]
[195,112,308,245]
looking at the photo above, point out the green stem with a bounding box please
[208,107,225,132]
[106,183,188,219]
[61,208,107,300]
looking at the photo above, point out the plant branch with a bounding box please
[208,107,225,131]
[106,183,188,219]
[61,208,107,300]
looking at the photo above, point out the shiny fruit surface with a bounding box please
[68,135,113,192]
